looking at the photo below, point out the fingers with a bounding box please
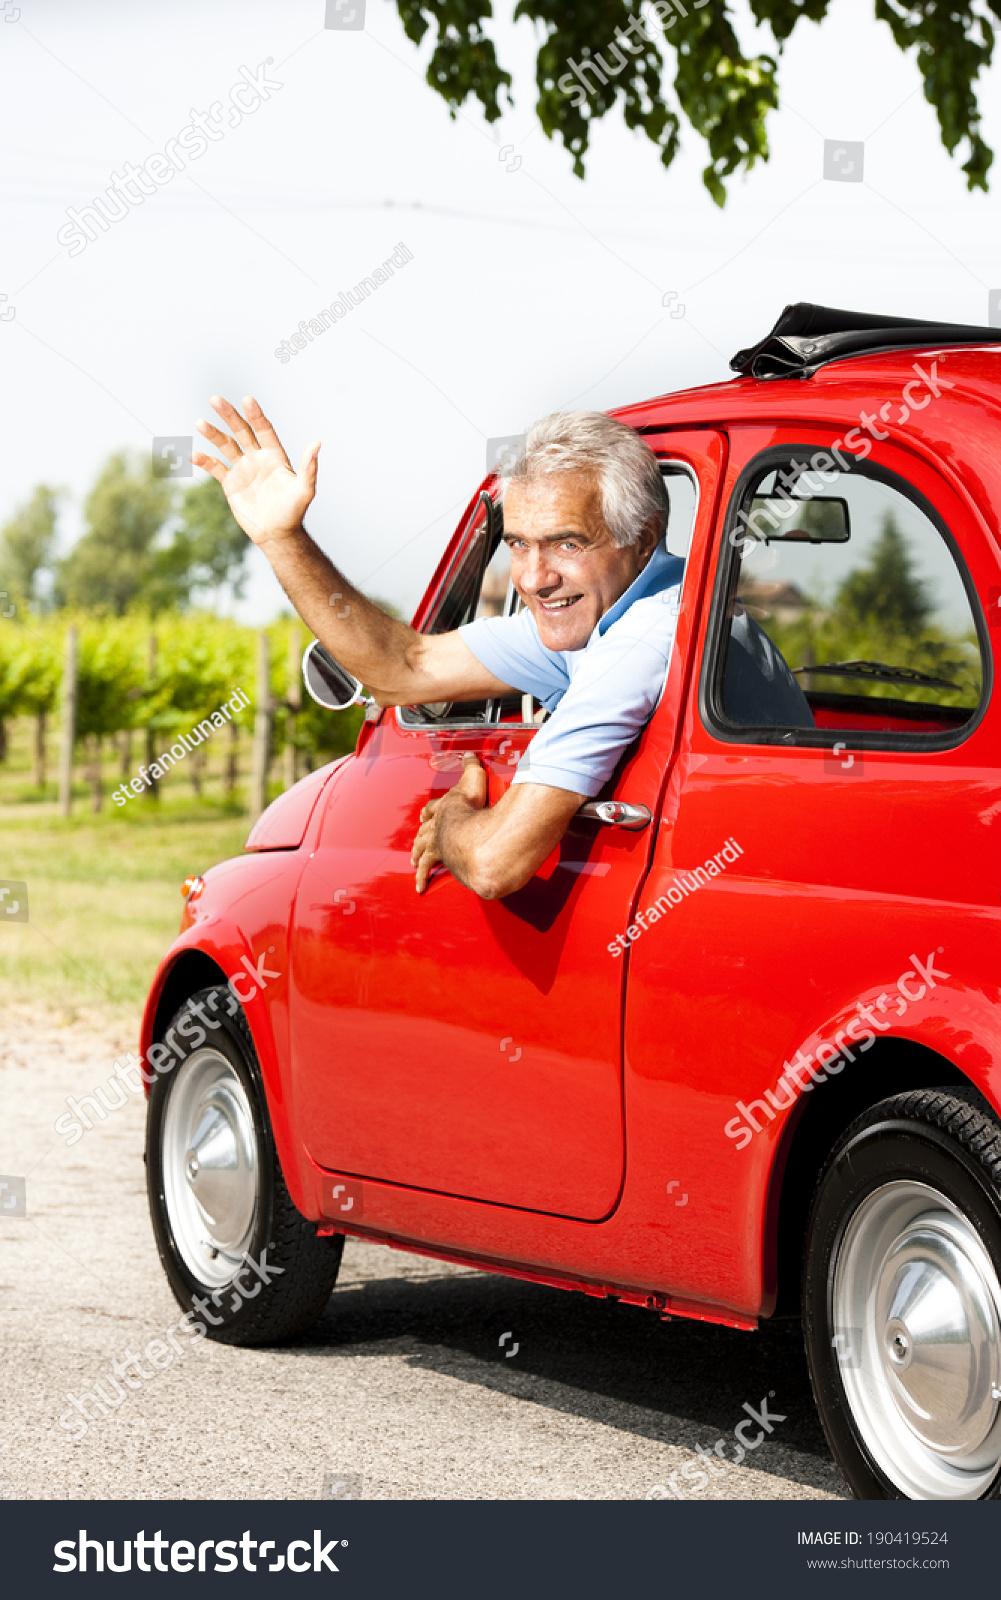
[457,752,488,808]
[411,820,430,866]
[195,415,244,466]
[244,396,293,469]
[298,439,321,493]
[209,394,261,454]
[190,450,230,485]
[414,845,443,894]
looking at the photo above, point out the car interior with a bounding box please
[724,462,984,738]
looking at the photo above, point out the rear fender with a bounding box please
[761,973,1001,1315]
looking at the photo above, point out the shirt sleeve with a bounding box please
[458,609,569,711]
[512,587,682,797]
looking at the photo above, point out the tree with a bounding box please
[171,477,250,605]
[396,0,997,204]
[55,452,174,615]
[835,511,932,633]
[0,485,61,611]
[52,458,250,616]
[74,624,146,809]
[6,627,61,788]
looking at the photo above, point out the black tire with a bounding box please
[803,1087,1001,1500]
[145,985,343,1346]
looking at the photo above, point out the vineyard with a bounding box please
[0,612,364,819]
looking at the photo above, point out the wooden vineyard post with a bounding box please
[284,623,301,791]
[249,632,272,823]
[58,625,77,818]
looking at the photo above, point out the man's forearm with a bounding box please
[262,526,420,700]
[435,793,511,899]
[434,782,584,900]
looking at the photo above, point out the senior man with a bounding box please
[193,398,806,899]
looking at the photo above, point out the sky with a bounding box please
[2,0,1000,621]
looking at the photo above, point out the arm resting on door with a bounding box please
[411,754,587,900]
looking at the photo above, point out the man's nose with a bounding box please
[520,548,561,593]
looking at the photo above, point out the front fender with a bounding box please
[140,849,315,1219]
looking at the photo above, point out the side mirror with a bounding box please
[302,640,372,711]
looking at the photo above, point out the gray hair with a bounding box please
[497,409,669,547]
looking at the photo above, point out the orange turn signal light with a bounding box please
[181,875,206,903]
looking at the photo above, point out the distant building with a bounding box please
[736,580,811,626]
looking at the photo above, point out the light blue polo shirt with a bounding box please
[458,541,685,798]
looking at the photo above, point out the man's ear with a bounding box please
[636,515,663,560]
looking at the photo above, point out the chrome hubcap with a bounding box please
[161,1049,259,1288]
[833,1180,1001,1499]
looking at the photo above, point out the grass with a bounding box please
[0,806,250,1013]
[0,716,260,1013]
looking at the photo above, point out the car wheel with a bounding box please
[803,1087,1001,1500]
[146,985,343,1346]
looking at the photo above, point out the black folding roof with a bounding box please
[731,302,1001,380]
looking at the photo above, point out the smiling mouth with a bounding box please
[538,595,583,612]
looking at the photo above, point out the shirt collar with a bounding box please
[593,539,680,640]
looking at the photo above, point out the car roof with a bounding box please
[614,345,1001,437]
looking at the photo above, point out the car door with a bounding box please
[624,423,994,1310]
[289,434,724,1218]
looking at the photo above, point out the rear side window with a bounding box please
[702,453,987,749]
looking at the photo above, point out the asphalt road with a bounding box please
[0,1004,846,1503]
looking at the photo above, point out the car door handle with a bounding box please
[577,800,652,831]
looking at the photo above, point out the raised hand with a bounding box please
[192,395,320,548]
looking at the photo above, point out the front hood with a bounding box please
[244,758,346,850]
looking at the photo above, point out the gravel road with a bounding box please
[0,1004,846,1503]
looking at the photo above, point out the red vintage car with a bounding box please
[144,306,1001,1501]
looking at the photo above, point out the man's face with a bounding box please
[502,472,658,653]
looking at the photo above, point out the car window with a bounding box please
[705,455,986,748]
[664,465,697,558]
[400,493,526,727]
